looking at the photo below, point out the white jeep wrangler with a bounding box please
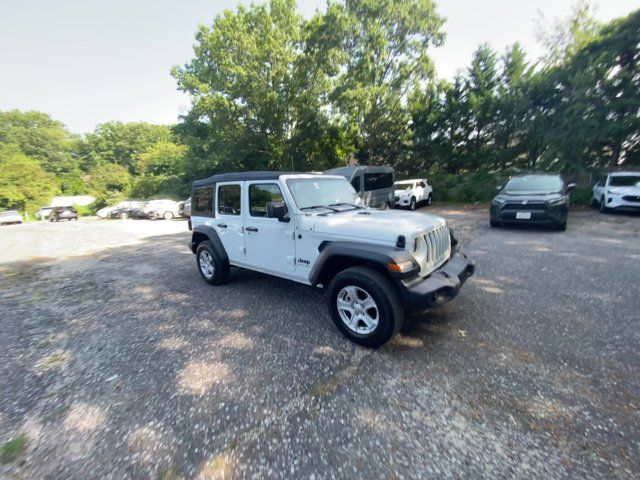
[189,172,474,347]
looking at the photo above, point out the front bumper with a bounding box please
[399,251,475,310]
[490,204,567,224]
[605,195,640,210]
[395,196,411,206]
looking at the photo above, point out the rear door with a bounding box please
[215,182,246,263]
[243,181,296,275]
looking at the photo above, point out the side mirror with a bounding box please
[567,183,577,192]
[267,201,289,222]
[496,185,503,191]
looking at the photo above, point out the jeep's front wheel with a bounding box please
[326,267,403,348]
[196,241,229,285]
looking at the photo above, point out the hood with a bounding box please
[607,185,640,195]
[495,191,564,201]
[394,189,412,196]
[308,209,446,244]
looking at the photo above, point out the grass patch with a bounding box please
[0,434,28,464]
[157,465,183,480]
[35,352,69,370]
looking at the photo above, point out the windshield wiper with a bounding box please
[328,202,363,209]
[300,205,340,212]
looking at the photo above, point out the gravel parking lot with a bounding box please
[1,208,639,479]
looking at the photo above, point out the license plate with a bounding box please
[516,212,532,220]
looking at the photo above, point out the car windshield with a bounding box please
[609,175,640,187]
[287,177,360,210]
[394,183,413,191]
[505,176,563,193]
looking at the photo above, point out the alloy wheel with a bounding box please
[336,285,379,334]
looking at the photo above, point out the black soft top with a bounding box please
[192,171,292,187]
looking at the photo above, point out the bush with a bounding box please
[75,204,97,217]
[570,187,593,206]
[429,171,498,203]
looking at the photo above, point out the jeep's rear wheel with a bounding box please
[196,241,229,285]
[409,197,417,210]
[327,266,403,348]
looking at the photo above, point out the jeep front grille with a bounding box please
[421,225,451,275]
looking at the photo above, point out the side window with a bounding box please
[249,183,284,217]
[193,187,213,214]
[217,184,241,216]
[419,181,426,188]
[350,175,362,193]
[364,172,393,191]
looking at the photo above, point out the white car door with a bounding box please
[215,182,246,263]
[243,181,296,275]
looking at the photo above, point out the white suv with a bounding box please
[592,172,640,213]
[188,172,474,347]
[394,179,432,210]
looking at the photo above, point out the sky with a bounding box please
[0,0,635,134]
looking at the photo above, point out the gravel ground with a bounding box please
[0,208,638,479]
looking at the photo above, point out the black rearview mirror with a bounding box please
[567,183,577,192]
[267,201,289,222]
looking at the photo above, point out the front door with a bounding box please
[243,181,296,275]
[215,182,245,263]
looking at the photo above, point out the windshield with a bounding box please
[505,176,563,193]
[394,183,413,191]
[609,175,640,187]
[287,177,359,210]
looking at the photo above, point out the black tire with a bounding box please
[326,266,404,348]
[555,219,567,231]
[599,197,608,214]
[427,193,432,206]
[196,241,229,286]
[409,197,417,210]
[490,219,500,228]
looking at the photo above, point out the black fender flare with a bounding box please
[309,241,416,287]
[190,225,229,262]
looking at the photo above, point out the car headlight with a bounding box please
[410,235,427,261]
[547,196,567,206]
[607,189,623,195]
[492,196,507,205]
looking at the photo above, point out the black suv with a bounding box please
[490,174,575,231]
[49,206,78,222]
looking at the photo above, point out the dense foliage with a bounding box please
[1,1,638,213]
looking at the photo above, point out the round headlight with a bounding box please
[411,236,427,261]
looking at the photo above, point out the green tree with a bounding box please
[0,145,58,213]
[80,122,172,174]
[0,110,78,176]
[173,0,306,174]
[85,163,132,206]
[535,0,601,66]
[329,0,445,165]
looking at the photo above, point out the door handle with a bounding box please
[245,226,258,232]
[217,223,227,228]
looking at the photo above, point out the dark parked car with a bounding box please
[490,174,575,231]
[49,206,78,222]
[178,198,191,217]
